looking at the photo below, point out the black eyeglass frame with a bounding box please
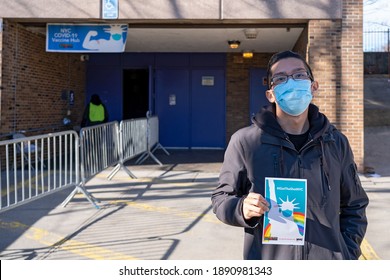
[270,71,313,87]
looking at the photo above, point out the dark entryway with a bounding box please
[123,69,149,119]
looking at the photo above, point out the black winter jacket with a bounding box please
[212,104,369,260]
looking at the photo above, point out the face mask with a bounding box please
[273,79,313,116]
[112,33,122,41]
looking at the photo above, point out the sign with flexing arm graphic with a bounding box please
[46,24,127,53]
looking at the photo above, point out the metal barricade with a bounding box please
[1,116,167,211]
[108,118,148,180]
[62,121,120,208]
[136,115,169,166]
[0,131,79,213]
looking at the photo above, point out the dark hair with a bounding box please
[91,94,102,105]
[266,50,314,89]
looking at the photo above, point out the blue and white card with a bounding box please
[262,177,307,246]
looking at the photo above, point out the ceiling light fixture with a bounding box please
[242,50,254,59]
[228,40,241,49]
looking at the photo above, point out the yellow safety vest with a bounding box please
[89,103,105,122]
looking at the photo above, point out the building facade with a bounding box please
[0,0,365,169]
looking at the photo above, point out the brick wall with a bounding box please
[307,19,342,124]
[0,19,3,130]
[341,0,364,170]
[225,53,272,141]
[0,20,86,137]
[293,26,309,57]
[308,0,364,170]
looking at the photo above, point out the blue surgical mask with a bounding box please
[112,33,122,41]
[273,79,313,116]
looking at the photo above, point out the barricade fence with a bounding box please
[122,118,148,160]
[62,121,120,208]
[0,116,168,212]
[136,116,170,165]
[0,131,79,212]
[80,121,120,181]
[108,117,148,180]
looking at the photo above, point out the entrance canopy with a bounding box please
[124,26,304,53]
[24,23,305,53]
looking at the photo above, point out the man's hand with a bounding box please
[243,192,270,220]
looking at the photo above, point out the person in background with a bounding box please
[211,50,369,260]
[81,94,109,127]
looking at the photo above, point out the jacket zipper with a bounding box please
[283,136,314,260]
[283,135,314,153]
[320,155,331,205]
[297,155,307,260]
[300,138,314,153]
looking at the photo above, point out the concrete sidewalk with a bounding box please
[0,150,243,260]
[0,147,389,260]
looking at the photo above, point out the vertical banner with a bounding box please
[46,24,127,52]
[102,0,119,19]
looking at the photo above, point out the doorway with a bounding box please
[155,68,225,148]
[123,69,149,119]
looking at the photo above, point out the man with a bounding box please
[211,50,369,260]
[81,94,109,127]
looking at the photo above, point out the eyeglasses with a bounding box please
[270,71,311,86]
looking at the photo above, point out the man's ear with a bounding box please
[311,81,319,93]
[266,89,276,103]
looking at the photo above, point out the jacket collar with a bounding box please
[252,104,331,140]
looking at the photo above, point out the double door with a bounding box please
[156,68,225,148]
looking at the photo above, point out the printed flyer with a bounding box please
[262,177,307,246]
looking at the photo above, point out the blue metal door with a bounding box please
[191,69,225,148]
[155,69,190,147]
[250,68,270,121]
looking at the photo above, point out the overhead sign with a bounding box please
[46,24,128,53]
[102,0,119,19]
